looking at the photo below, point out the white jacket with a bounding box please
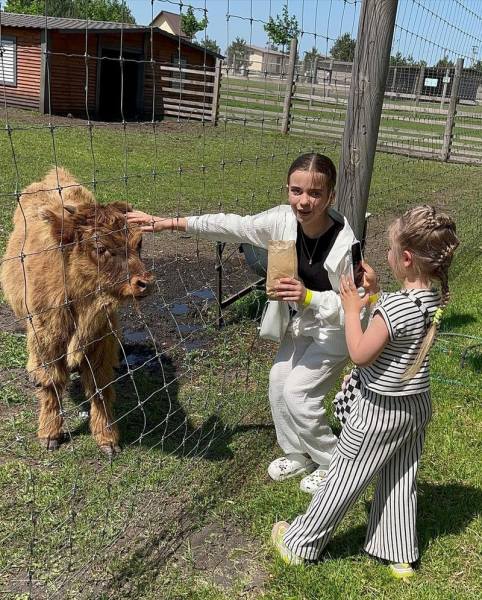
[187,205,358,351]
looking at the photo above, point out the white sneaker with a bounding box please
[299,466,328,494]
[268,453,316,481]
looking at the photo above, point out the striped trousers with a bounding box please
[283,389,432,563]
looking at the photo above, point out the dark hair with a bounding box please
[287,153,337,191]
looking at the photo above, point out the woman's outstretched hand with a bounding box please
[126,210,165,232]
[276,278,307,303]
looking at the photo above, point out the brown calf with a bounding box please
[1,168,155,456]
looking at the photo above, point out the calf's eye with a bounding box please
[98,247,107,255]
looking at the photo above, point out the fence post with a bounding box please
[441,57,464,162]
[415,64,425,106]
[336,0,399,240]
[281,37,297,134]
[211,58,222,126]
[440,67,450,110]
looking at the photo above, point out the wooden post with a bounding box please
[391,66,397,92]
[281,37,297,135]
[441,57,464,162]
[415,64,425,106]
[336,0,399,240]
[440,67,450,110]
[211,58,222,125]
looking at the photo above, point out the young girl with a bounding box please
[127,153,362,494]
[272,205,459,577]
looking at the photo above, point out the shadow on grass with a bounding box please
[440,312,478,330]
[69,346,273,462]
[326,482,482,561]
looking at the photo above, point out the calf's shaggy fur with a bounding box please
[1,168,155,455]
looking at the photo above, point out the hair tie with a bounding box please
[433,307,443,325]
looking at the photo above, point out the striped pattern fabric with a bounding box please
[359,289,441,396]
[283,389,432,563]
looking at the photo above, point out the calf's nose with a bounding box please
[131,275,155,296]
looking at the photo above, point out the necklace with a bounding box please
[300,229,322,266]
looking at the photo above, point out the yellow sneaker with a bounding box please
[389,562,414,578]
[271,521,304,565]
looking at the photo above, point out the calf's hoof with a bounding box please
[39,437,63,451]
[100,443,121,458]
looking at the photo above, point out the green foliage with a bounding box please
[303,45,319,70]
[330,32,356,62]
[435,54,455,68]
[263,4,299,49]
[390,52,426,67]
[194,36,219,54]
[180,5,208,39]
[226,37,250,69]
[4,0,136,23]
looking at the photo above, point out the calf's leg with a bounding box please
[27,330,69,450]
[81,335,120,456]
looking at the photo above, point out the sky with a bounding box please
[125,0,482,66]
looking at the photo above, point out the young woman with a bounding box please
[272,205,459,577]
[127,153,363,494]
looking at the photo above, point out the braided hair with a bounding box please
[388,205,459,380]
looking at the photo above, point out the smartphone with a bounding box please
[350,241,364,287]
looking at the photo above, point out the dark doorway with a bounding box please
[98,48,140,120]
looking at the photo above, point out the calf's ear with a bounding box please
[39,206,76,244]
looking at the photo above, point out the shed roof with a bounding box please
[0,12,223,58]
[0,12,142,30]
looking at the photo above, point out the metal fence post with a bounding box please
[281,37,297,134]
[441,57,464,162]
[336,0,399,240]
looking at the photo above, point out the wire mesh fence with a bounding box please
[0,1,481,598]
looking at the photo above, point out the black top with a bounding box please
[296,220,343,292]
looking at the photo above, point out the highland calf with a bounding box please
[1,168,155,456]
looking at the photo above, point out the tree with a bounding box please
[180,5,208,39]
[4,0,136,22]
[434,55,455,68]
[263,4,300,51]
[330,32,356,62]
[195,36,219,54]
[226,37,250,71]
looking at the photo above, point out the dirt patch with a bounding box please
[189,520,268,596]
[3,108,222,137]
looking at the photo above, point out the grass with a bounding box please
[0,112,480,599]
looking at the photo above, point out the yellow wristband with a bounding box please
[302,289,313,307]
[368,292,380,303]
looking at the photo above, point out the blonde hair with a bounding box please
[388,205,459,380]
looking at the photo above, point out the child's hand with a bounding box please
[341,373,352,391]
[276,278,307,303]
[360,261,379,295]
[126,210,167,232]
[340,275,370,314]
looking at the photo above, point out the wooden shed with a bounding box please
[0,12,222,121]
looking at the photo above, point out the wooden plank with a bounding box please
[158,65,215,77]
[162,108,209,120]
[159,86,214,98]
[163,97,212,109]
[158,75,215,87]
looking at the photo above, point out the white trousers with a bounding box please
[269,332,349,466]
[283,389,432,563]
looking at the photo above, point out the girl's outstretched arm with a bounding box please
[340,275,389,367]
[126,210,187,233]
